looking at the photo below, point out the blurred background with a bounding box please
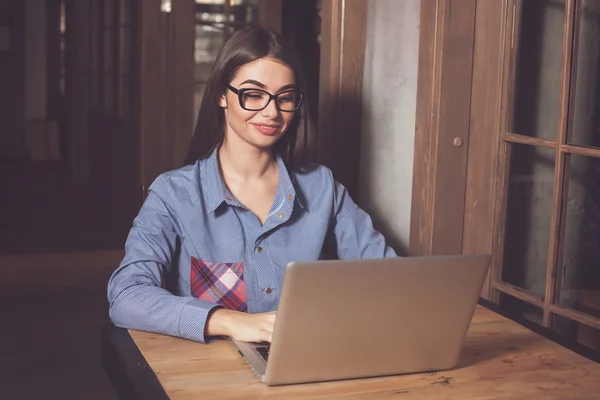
[0,0,420,397]
[0,0,322,255]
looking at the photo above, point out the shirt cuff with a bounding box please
[178,298,223,343]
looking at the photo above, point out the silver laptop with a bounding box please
[233,254,490,386]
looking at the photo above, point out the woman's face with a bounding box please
[219,57,297,151]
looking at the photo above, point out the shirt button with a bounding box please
[265,288,272,294]
[277,212,284,219]
[226,196,233,201]
[256,246,263,253]
[287,194,292,201]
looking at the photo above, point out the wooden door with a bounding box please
[138,0,195,197]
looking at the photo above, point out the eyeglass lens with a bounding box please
[241,89,301,111]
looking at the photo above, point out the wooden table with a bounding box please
[102,300,600,399]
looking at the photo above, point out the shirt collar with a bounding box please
[275,152,305,211]
[202,147,304,213]
[203,148,232,213]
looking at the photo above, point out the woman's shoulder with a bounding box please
[152,162,198,185]
[293,162,334,183]
[148,161,203,200]
[290,162,340,199]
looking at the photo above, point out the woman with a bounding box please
[107,27,396,345]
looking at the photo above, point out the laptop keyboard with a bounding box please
[256,345,270,361]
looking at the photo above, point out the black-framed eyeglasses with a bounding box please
[227,85,303,112]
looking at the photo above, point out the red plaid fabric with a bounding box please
[190,257,247,312]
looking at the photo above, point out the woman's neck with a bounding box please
[218,138,277,181]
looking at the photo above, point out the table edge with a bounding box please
[101,299,600,399]
[101,324,170,400]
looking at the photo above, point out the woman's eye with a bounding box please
[244,92,265,99]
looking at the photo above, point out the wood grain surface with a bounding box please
[128,305,600,399]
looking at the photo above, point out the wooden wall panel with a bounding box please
[0,0,25,159]
[317,0,367,199]
[462,0,508,299]
[409,0,438,257]
[139,1,163,192]
[139,0,194,196]
[167,0,195,173]
[46,0,62,121]
[64,0,93,183]
[410,0,478,256]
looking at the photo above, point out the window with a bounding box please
[493,0,600,350]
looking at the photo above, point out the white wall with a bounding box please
[359,0,421,255]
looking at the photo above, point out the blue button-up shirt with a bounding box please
[107,148,397,343]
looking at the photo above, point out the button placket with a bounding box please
[253,239,278,309]
[261,202,292,236]
[232,208,254,313]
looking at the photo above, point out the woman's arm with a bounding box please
[107,175,222,343]
[107,175,277,343]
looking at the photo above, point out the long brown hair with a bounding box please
[184,27,316,170]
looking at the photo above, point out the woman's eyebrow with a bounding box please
[278,84,297,92]
[239,79,266,88]
[238,79,297,92]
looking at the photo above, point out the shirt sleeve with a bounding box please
[328,172,397,259]
[107,175,221,343]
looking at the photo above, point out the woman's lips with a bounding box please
[252,123,280,136]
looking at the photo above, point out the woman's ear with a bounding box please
[218,93,227,108]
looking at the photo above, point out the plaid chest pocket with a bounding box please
[190,257,248,312]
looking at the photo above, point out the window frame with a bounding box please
[491,0,600,333]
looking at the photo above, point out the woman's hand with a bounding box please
[206,308,276,343]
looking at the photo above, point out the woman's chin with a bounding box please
[249,132,284,148]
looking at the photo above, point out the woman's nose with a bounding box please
[260,99,279,118]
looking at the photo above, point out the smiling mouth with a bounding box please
[252,123,281,136]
